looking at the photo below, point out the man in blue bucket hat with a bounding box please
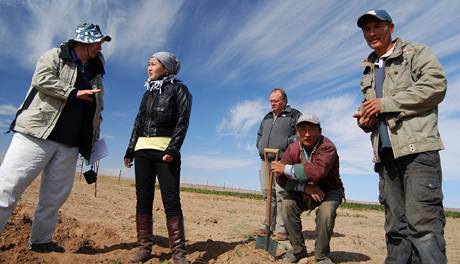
[0,23,110,253]
[354,9,447,263]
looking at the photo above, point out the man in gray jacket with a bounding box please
[353,10,447,263]
[0,23,110,252]
[256,88,301,240]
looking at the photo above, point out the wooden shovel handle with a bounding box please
[263,148,279,230]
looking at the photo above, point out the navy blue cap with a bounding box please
[357,9,392,28]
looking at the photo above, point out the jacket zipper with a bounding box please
[147,88,160,137]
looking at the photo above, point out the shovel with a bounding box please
[255,148,280,257]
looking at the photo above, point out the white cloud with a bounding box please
[236,142,258,154]
[438,76,460,180]
[0,0,185,68]
[295,91,460,180]
[198,0,460,94]
[297,94,375,176]
[0,118,12,129]
[0,104,17,115]
[0,105,16,129]
[183,155,256,170]
[216,94,377,176]
[217,99,267,137]
[103,0,185,66]
[431,34,460,59]
[199,1,371,89]
[440,76,460,116]
[439,117,460,180]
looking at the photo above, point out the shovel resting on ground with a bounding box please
[255,148,280,257]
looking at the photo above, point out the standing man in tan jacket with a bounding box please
[353,9,447,263]
[0,23,110,253]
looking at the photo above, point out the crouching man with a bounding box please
[271,113,345,264]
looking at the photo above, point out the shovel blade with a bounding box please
[255,236,278,257]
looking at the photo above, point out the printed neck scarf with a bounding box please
[144,74,175,94]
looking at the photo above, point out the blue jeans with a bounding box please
[376,149,446,264]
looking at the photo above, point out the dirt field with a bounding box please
[1,175,459,263]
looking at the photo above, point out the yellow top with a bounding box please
[135,137,172,151]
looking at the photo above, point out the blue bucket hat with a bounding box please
[357,9,392,28]
[72,23,111,43]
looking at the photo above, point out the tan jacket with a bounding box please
[359,38,446,162]
[11,42,105,159]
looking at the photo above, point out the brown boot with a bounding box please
[166,216,187,264]
[130,213,153,263]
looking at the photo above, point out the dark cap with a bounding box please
[357,9,392,28]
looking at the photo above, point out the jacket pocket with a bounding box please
[409,151,443,204]
[386,63,412,94]
[360,75,373,93]
[360,74,376,101]
[155,107,173,125]
[16,109,54,129]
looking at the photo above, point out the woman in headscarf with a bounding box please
[124,52,192,263]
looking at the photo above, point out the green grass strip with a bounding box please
[341,201,384,211]
[180,186,460,218]
[180,186,263,200]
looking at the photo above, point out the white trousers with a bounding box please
[0,133,78,243]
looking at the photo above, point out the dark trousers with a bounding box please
[282,190,342,261]
[134,149,182,218]
[376,149,446,264]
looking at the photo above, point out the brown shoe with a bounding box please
[274,232,288,241]
[166,215,187,264]
[130,213,153,263]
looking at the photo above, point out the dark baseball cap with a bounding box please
[357,9,392,28]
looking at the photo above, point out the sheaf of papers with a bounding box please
[86,138,109,165]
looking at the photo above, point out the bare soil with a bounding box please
[1,176,459,263]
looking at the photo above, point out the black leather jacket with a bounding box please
[125,80,192,159]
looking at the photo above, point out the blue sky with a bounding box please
[0,0,459,208]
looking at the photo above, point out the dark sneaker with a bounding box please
[274,232,288,241]
[283,250,308,263]
[29,242,65,253]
